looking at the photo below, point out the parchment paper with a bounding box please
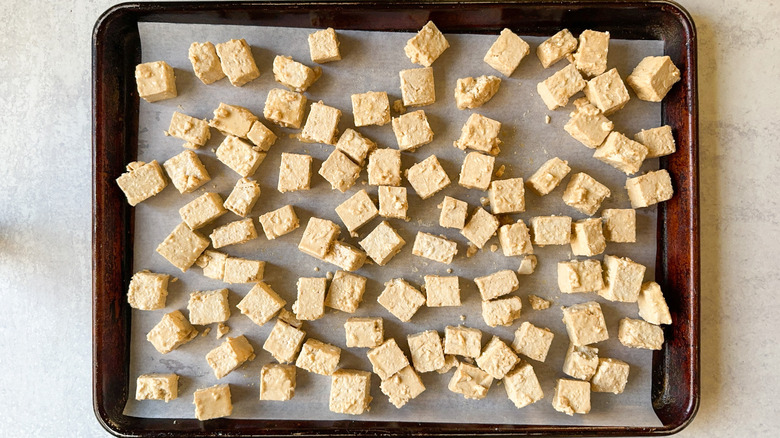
[124,21,664,427]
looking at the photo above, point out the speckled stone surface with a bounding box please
[0,0,777,436]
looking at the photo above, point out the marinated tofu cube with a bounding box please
[481,296,523,327]
[210,218,258,249]
[626,55,681,102]
[537,63,586,110]
[378,186,408,220]
[637,281,672,325]
[319,149,361,193]
[293,277,327,321]
[391,110,433,151]
[278,153,312,193]
[406,154,451,199]
[222,257,265,284]
[484,28,530,77]
[634,125,676,158]
[536,29,578,69]
[329,369,372,415]
[367,338,410,380]
[552,379,591,415]
[237,282,286,326]
[264,88,307,129]
[302,101,341,145]
[224,178,261,217]
[127,270,171,311]
[215,38,260,86]
[377,279,425,322]
[454,75,501,110]
[448,363,493,400]
[526,157,571,195]
[453,113,501,154]
[444,325,482,358]
[206,335,255,379]
[476,336,519,379]
[498,221,533,256]
[216,136,265,178]
[116,160,168,206]
[352,91,391,127]
[424,275,460,307]
[135,61,177,102]
[263,319,306,363]
[399,67,435,107]
[156,223,210,272]
[147,310,198,354]
[558,259,604,293]
[272,55,321,92]
[439,196,468,229]
[189,42,225,85]
[591,358,630,394]
[573,30,610,77]
[407,330,445,372]
[564,98,614,148]
[563,172,611,216]
[345,317,383,348]
[618,318,664,350]
[193,384,232,421]
[258,205,300,239]
[489,178,525,213]
[368,148,401,187]
[335,128,376,165]
[593,131,648,175]
[461,207,499,249]
[179,192,227,229]
[503,361,543,408]
[380,365,425,408]
[601,208,636,242]
[359,221,405,266]
[325,271,367,313]
[196,250,227,280]
[518,255,538,275]
[625,169,674,208]
[136,373,179,402]
[298,217,340,259]
[571,218,607,256]
[563,343,599,381]
[188,289,230,325]
[412,232,458,264]
[246,121,277,151]
[209,103,258,138]
[308,28,341,63]
[163,150,211,194]
[296,339,341,375]
[561,301,609,346]
[404,20,449,67]
[167,111,211,148]
[260,364,296,401]
[584,68,630,115]
[322,241,367,272]
[531,215,572,246]
[475,269,519,301]
[512,322,554,362]
[598,254,646,302]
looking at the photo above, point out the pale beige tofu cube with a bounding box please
[563,343,599,380]
[476,336,519,379]
[293,277,327,321]
[444,325,482,358]
[329,369,372,415]
[399,67,435,107]
[503,361,544,408]
[206,335,255,379]
[352,91,391,127]
[147,310,198,354]
[196,250,227,280]
[116,160,168,206]
[193,384,232,421]
[512,322,554,362]
[188,289,230,325]
[237,282,286,326]
[558,259,604,293]
[127,270,171,311]
[562,301,609,346]
[209,103,258,138]
[564,98,614,149]
[336,129,376,165]
[598,254,646,302]
[325,271,367,313]
[552,379,591,415]
[591,358,630,394]
[272,55,321,92]
[246,121,277,151]
[602,208,636,242]
[404,20,449,67]
[260,364,296,401]
[156,223,210,272]
[626,169,674,208]
[216,136,265,178]
[391,110,434,151]
[439,196,468,229]
[627,55,681,102]
[573,30,610,77]
[367,338,409,380]
[224,178,261,217]
[461,207,499,249]
[634,125,676,158]
[571,218,607,256]
[584,68,630,115]
[308,27,340,63]
[638,281,672,325]
[424,275,460,307]
[263,88,307,129]
[258,205,300,239]
[345,317,383,348]
[278,153,312,193]
[167,112,211,148]
[377,278,425,322]
[380,365,426,408]
[298,217,340,259]
[453,113,501,155]
[594,131,648,175]
[136,373,179,402]
[526,157,571,196]
[379,186,408,220]
[263,319,306,363]
[406,154,451,199]
[210,218,258,249]
[448,363,493,400]
[296,339,341,375]
[215,38,260,86]
[563,172,611,216]
[489,178,525,213]
[436,355,459,374]
[359,221,405,266]
[163,150,211,194]
[135,61,176,102]
[619,318,664,350]
[498,221,533,256]
[537,64,586,110]
[412,232,458,264]
[531,215,572,246]
[302,101,342,145]
[454,75,502,110]
[223,257,265,284]
[322,241,367,272]
[537,29,578,69]
[407,330,445,372]
[518,255,538,275]
[189,42,225,85]
[475,269,519,301]
[179,192,226,229]
[320,149,361,193]
[484,28,529,77]
[481,296,523,327]
[367,148,401,187]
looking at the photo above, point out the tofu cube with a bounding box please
[319,149,361,193]
[258,205,300,239]
[179,192,227,229]
[215,136,266,178]
[379,186,408,220]
[368,148,402,186]
[296,339,341,375]
[412,232,458,264]
[571,218,607,256]
[602,208,636,242]
[136,373,179,402]
[406,154,451,199]
[584,68,630,115]
[237,282,286,326]
[453,113,501,154]
[563,172,611,216]
[439,196,468,229]
[537,64,586,110]
[594,131,649,175]
[481,296,523,327]
[626,169,674,208]
[454,75,502,110]
[188,289,230,325]
[195,250,227,280]
[475,269,519,301]
[336,128,376,165]
[308,28,341,63]
[380,365,426,408]
[298,217,340,259]
[536,29,578,69]
[322,241,367,272]
[223,257,265,284]
[246,121,277,151]
[638,281,672,325]
[210,218,258,249]
[167,111,211,148]
[476,336,519,379]
[634,125,676,158]
[503,361,544,408]
[279,310,302,329]
[573,30,610,77]
[448,363,493,400]
[444,325,482,358]
[345,317,383,348]
[272,55,321,92]
[399,67,435,107]
[329,369,372,415]
[293,277,327,321]
[483,28,530,77]
[359,221,405,266]
[564,98,614,148]
[116,160,168,206]
[531,215,572,246]
[146,310,198,354]
[407,330,445,373]
[618,318,664,350]
[278,153,312,193]
[552,379,591,415]
[135,61,177,102]
[263,319,306,363]
[512,322,554,362]
[526,157,571,195]
[209,103,258,138]
[424,275,460,307]
[627,55,681,102]
[563,343,599,381]
[188,42,225,85]
[558,259,605,293]
[206,335,255,379]
[391,110,434,151]
[302,101,341,145]
[562,301,609,346]
[193,384,232,421]
[127,270,171,311]
[591,358,630,394]
[404,20,449,67]
[498,221,533,256]
[489,178,525,213]
[260,364,296,401]
[156,223,210,272]
[224,178,261,217]
[163,150,211,194]
[598,254,646,302]
[352,91,391,127]
[518,255,538,275]
[377,279,425,322]
[461,207,499,248]
[215,38,260,86]
[263,88,307,129]
[367,338,410,380]
[325,271,367,313]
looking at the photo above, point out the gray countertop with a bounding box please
[0,0,776,436]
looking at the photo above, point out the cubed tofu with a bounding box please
[156,223,210,272]
[407,330,445,372]
[601,208,636,242]
[272,55,321,92]
[461,207,499,249]
[296,339,341,375]
[454,75,502,110]
[179,192,227,229]
[537,29,578,68]
[367,338,410,380]
[537,64,586,110]
[135,61,177,102]
[563,343,599,380]
[558,259,604,293]
[380,365,426,408]
[302,101,341,145]
[136,373,179,402]
[564,98,614,149]
[223,257,265,284]
[439,196,468,229]
[571,218,607,256]
[526,157,571,196]
[638,281,672,325]
[359,221,405,266]
[335,190,378,235]
[598,254,646,302]
[336,129,376,165]
[264,88,307,129]
[424,275,460,307]
[618,318,664,350]
[562,301,609,346]
[531,216,572,246]
[591,358,630,394]
[512,322,554,362]
[293,277,327,321]
[260,364,296,401]
[484,28,530,77]
[412,232,458,264]
[444,325,482,358]
[453,113,501,155]
[377,279,425,322]
[552,379,591,415]
[634,125,676,158]
[325,271,367,313]
[627,55,681,102]
[448,363,493,400]
[367,148,402,186]
[391,110,434,151]
[189,42,225,85]
[573,30,610,77]
[476,336,519,379]
[379,186,408,220]
[329,369,372,415]
[563,172,611,216]
[593,131,648,175]
[399,67,435,107]
[147,310,198,354]
[215,39,260,86]
[163,150,211,194]
[345,317,383,348]
[626,169,674,208]
[263,319,306,363]
[404,21,449,67]
[196,250,227,280]
[498,221,533,256]
[352,91,391,127]
[481,296,523,327]
[237,282,286,326]
[322,241,367,272]
[206,335,255,379]
[503,361,544,408]
[188,289,230,325]
[518,255,538,275]
[193,384,232,421]
[475,270,519,301]
[209,103,258,138]
[584,68,630,115]
[298,217,340,259]
[127,270,171,311]
[489,178,525,213]
[258,205,300,239]
[308,28,341,63]
[224,178,261,217]
[278,153,312,193]
[246,121,277,151]
[116,160,168,206]
[216,136,265,178]
[406,154,451,199]
[210,218,258,249]
[167,111,211,148]
[319,149,360,192]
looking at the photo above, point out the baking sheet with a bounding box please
[124,22,664,427]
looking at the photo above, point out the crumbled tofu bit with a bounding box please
[490,244,498,252]
[263,88,308,129]
[573,29,609,77]
[215,135,265,178]
[163,150,211,194]
[272,55,321,92]
[503,361,544,408]
[319,149,361,193]
[393,99,407,114]
[545,115,552,124]
[495,164,506,178]
[436,354,459,374]
[359,221,405,266]
[146,310,198,354]
[594,131,649,175]
[308,27,341,63]
[136,373,179,402]
[531,215,572,246]
[209,103,258,138]
[454,113,502,155]
[557,259,604,293]
[293,277,327,321]
[263,319,306,364]
[484,28,530,77]
[367,338,410,380]
[518,255,538,275]
[223,178,261,217]
[563,343,599,380]
[424,275,460,307]
[399,67,435,107]
[260,364,296,401]
[277,153,312,192]
[377,278,426,322]
[454,75,502,110]
[489,178,525,213]
[210,218,258,249]
[526,157,571,196]
[335,128,376,165]
[476,336,519,379]
[571,218,606,256]
[298,217,340,259]
[563,172,611,217]
[189,42,225,85]
[156,223,210,272]
[404,20,450,66]
[367,148,402,186]
[206,335,255,379]
[296,339,342,375]
[598,254,646,302]
[323,241,368,272]
[391,110,434,151]
[537,63,586,110]
[634,125,676,158]
[216,323,230,339]
[236,282,286,326]
[564,98,614,149]
[407,330,446,373]
[412,232,458,264]
[552,378,591,415]
[135,61,177,102]
[116,160,168,206]
[638,281,672,325]
[380,365,426,408]
[127,270,171,311]
[448,363,493,399]
[562,301,609,346]
[444,325,482,358]
[187,289,230,325]
[601,208,636,242]
[512,322,554,362]
[498,221,533,256]
[459,314,467,321]
[278,308,303,328]
[325,271,367,313]
[258,205,300,240]
[591,358,630,394]
[193,384,233,421]
[352,91,391,127]
[627,55,681,102]
[626,169,674,208]
[301,101,342,145]
[329,369,372,415]
[179,192,227,229]
[528,294,550,310]
[406,154,451,199]
[584,68,630,115]
[461,207,499,249]
[466,244,479,258]
[619,318,664,350]
[196,250,227,280]
[345,317,384,348]
[480,196,490,206]
[215,38,260,86]
[536,29,578,69]
[481,296,523,327]
[167,112,211,148]
[378,186,408,220]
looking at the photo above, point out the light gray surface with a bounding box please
[0,0,777,436]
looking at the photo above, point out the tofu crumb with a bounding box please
[201,327,211,337]
[528,295,551,310]
[466,244,479,258]
[314,267,320,272]
[545,115,551,124]
[495,165,506,178]
[216,323,230,339]
[460,315,466,321]
[446,268,453,274]
[392,99,407,114]
[326,272,334,280]
[480,197,489,206]
[490,244,498,252]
